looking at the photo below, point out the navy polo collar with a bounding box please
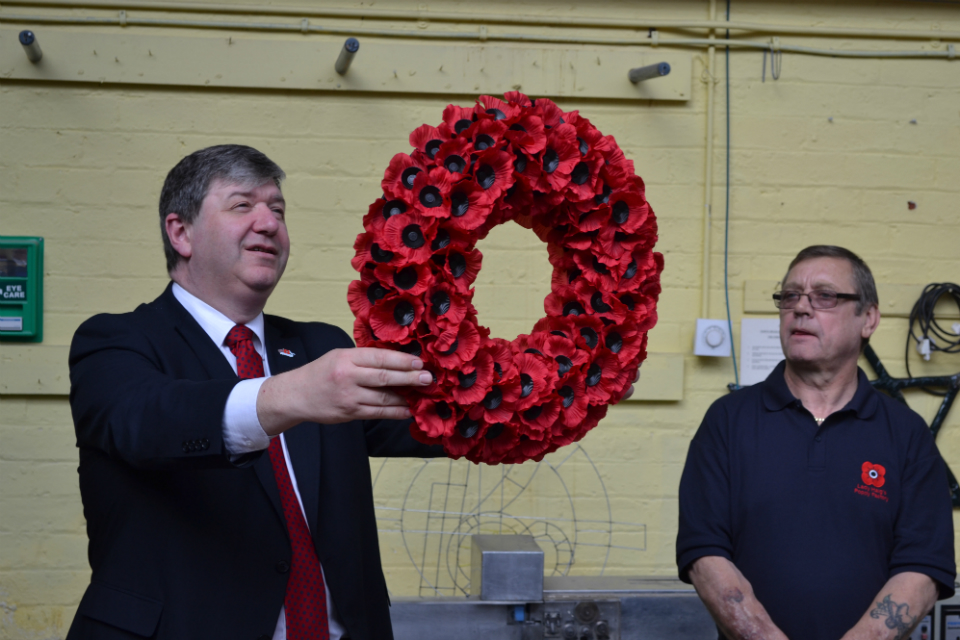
[762,360,879,420]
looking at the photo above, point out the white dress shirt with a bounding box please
[172,283,346,640]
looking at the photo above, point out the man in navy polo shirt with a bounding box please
[677,245,955,640]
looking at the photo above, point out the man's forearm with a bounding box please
[688,556,790,640]
[840,572,937,640]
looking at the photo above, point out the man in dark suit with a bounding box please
[67,144,441,639]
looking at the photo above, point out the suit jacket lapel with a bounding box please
[265,321,321,536]
[155,285,238,381]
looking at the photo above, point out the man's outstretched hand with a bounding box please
[256,348,432,436]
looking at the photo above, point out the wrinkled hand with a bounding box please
[257,348,431,435]
[616,367,642,403]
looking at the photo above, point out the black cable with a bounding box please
[905,282,960,396]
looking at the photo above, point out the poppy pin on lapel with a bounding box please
[278,348,295,357]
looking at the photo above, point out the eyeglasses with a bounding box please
[773,289,860,310]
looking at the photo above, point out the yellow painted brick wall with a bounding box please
[2,1,959,637]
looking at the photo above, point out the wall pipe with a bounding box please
[3,13,956,58]
[701,0,718,319]
[5,1,960,41]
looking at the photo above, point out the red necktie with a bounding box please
[225,325,329,640]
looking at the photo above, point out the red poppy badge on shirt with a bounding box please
[861,461,886,488]
[278,348,295,358]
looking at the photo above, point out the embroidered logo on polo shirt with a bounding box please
[854,461,888,502]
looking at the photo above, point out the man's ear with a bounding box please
[861,304,880,341]
[165,213,192,260]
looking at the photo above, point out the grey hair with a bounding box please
[159,144,285,272]
[783,245,879,315]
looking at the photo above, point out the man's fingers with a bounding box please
[351,366,432,388]
[350,347,424,371]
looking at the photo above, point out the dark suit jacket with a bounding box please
[66,284,442,640]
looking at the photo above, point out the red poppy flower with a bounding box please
[382,153,429,199]
[368,293,424,343]
[555,370,589,428]
[373,261,433,297]
[439,104,479,139]
[513,351,559,412]
[564,154,603,203]
[535,124,580,192]
[472,147,516,205]
[411,396,462,439]
[534,99,565,129]
[468,373,521,424]
[464,118,508,152]
[862,462,886,488]
[504,113,547,155]
[425,319,481,368]
[409,123,445,161]
[346,270,392,319]
[582,351,621,404]
[424,282,472,336]
[351,231,399,272]
[446,179,494,231]
[437,137,474,177]
[382,211,438,263]
[467,421,521,464]
[436,247,483,294]
[409,168,456,218]
[451,349,495,405]
[478,95,521,122]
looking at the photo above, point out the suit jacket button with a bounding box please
[276,560,290,574]
[182,443,190,453]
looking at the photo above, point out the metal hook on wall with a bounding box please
[762,37,782,82]
[335,38,360,75]
[19,30,43,63]
[628,62,671,84]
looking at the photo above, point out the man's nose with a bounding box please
[792,292,814,315]
[251,203,280,233]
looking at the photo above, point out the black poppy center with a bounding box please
[591,291,612,314]
[393,301,415,326]
[454,119,472,135]
[509,123,527,133]
[483,387,503,410]
[448,253,467,278]
[474,134,495,151]
[425,139,442,159]
[523,405,543,421]
[571,162,590,185]
[592,256,610,275]
[493,362,503,379]
[555,355,573,376]
[435,401,453,420]
[366,283,387,304]
[551,330,569,338]
[543,148,560,174]
[567,267,582,283]
[586,363,602,387]
[419,185,442,208]
[400,340,422,357]
[444,154,465,173]
[382,199,407,220]
[524,348,543,356]
[402,224,425,249]
[558,385,575,408]
[562,301,586,317]
[458,370,478,389]
[485,423,505,439]
[620,294,636,311]
[401,166,422,189]
[439,338,459,355]
[370,243,394,263]
[486,108,506,120]
[513,151,527,173]
[431,291,451,316]
[624,260,638,279]
[577,137,588,155]
[431,229,451,251]
[580,327,599,349]
[595,183,612,205]
[394,267,418,290]
[605,332,623,354]
[457,416,480,438]
[476,164,496,190]
[612,201,630,225]
[450,191,470,217]
[519,373,534,398]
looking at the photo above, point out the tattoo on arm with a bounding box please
[723,588,745,604]
[869,594,916,639]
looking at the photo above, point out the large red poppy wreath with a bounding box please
[349,92,664,465]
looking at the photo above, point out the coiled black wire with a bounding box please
[905,282,960,396]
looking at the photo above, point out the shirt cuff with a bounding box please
[222,378,271,455]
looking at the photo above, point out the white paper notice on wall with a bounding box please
[739,318,785,386]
